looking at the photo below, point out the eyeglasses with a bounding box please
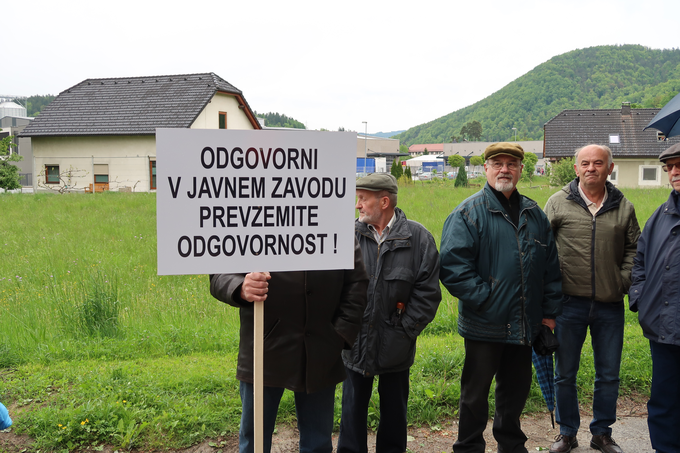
[662,163,678,172]
[487,161,521,171]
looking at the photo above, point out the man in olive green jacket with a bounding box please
[544,144,640,453]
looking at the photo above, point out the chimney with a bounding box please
[621,102,631,116]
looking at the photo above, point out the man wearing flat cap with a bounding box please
[338,173,441,453]
[629,142,680,453]
[440,143,562,453]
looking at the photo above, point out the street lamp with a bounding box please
[362,121,367,175]
[512,127,517,142]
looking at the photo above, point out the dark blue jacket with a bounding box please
[629,191,680,346]
[440,183,562,345]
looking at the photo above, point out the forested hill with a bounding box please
[395,45,680,146]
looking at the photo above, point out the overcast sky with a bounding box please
[3,0,679,133]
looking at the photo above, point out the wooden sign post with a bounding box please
[254,301,264,453]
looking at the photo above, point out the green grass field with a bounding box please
[0,179,669,450]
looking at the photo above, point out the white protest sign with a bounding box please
[156,128,357,275]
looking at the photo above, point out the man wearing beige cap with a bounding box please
[440,143,562,453]
[630,142,680,453]
[338,173,441,453]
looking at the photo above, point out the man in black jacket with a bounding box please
[209,241,368,453]
[337,173,441,453]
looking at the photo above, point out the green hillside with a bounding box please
[396,45,680,146]
[254,111,306,129]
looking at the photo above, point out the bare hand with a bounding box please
[240,272,271,303]
[542,318,556,331]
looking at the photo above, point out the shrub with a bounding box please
[391,159,403,179]
[549,157,576,186]
[454,164,468,187]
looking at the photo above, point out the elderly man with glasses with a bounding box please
[630,142,680,453]
[440,142,562,453]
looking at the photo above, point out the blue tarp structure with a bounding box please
[422,162,445,173]
[356,158,375,174]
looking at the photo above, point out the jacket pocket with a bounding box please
[377,320,415,370]
[381,267,415,311]
[478,275,499,313]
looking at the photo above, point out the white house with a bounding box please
[19,73,260,192]
[544,103,680,188]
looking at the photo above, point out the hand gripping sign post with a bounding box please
[156,128,357,453]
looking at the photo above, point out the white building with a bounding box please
[19,73,260,192]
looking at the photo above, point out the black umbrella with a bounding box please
[644,91,680,138]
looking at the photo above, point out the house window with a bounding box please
[639,165,661,186]
[657,131,666,141]
[608,165,619,185]
[150,161,156,190]
[218,112,227,129]
[46,165,60,184]
[609,134,620,144]
[94,164,109,183]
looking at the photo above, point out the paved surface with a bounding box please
[588,416,651,452]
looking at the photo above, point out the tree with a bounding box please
[423,148,429,155]
[35,164,90,194]
[448,155,465,168]
[13,95,55,117]
[454,163,468,187]
[391,159,403,179]
[404,166,412,181]
[470,156,484,166]
[460,121,483,141]
[549,157,576,186]
[521,152,538,182]
[0,136,22,191]
[399,144,409,154]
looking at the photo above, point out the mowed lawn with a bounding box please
[0,179,668,450]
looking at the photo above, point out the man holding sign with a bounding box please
[158,128,365,453]
[209,248,368,453]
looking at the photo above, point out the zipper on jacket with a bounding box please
[496,206,529,345]
[591,216,596,300]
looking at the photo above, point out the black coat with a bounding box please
[343,208,441,376]
[209,239,368,393]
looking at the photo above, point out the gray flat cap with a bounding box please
[659,143,680,162]
[356,174,398,194]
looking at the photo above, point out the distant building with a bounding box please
[0,100,27,118]
[404,154,446,174]
[443,140,545,173]
[408,143,444,157]
[357,134,402,174]
[0,115,34,186]
[19,73,260,192]
[544,103,680,188]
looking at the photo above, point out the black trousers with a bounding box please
[337,367,410,453]
[453,339,532,453]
